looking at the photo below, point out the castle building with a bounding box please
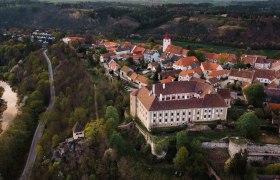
[163,32,171,52]
[130,81,229,131]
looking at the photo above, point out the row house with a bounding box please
[205,52,237,64]
[229,69,255,84]
[108,60,120,72]
[207,70,230,80]
[241,54,267,66]
[130,81,229,131]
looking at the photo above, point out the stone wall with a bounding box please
[202,142,228,149]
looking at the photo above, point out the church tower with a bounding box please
[163,32,171,52]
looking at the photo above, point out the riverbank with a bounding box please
[0,81,18,133]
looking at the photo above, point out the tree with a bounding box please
[218,57,227,65]
[237,112,261,139]
[110,131,126,155]
[265,163,280,175]
[173,146,189,171]
[243,84,266,107]
[153,64,161,82]
[52,134,60,148]
[176,130,188,150]
[224,150,248,177]
[105,106,120,126]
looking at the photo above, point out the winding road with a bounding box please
[20,49,55,180]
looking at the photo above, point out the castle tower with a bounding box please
[163,32,171,52]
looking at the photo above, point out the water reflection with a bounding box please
[0,81,18,133]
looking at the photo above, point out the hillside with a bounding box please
[1,1,280,49]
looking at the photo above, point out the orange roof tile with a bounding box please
[268,103,280,110]
[201,62,220,71]
[133,46,145,54]
[173,56,198,67]
[208,70,230,77]
[103,41,117,48]
[136,74,149,84]
[160,76,175,83]
[108,60,119,69]
[165,45,183,54]
[130,72,138,80]
[190,77,206,83]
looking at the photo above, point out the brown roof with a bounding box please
[130,72,138,80]
[136,74,149,85]
[241,54,267,65]
[255,57,272,64]
[173,56,198,67]
[254,69,276,81]
[201,62,220,71]
[160,76,175,83]
[217,88,231,99]
[208,77,220,85]
[120,65,133,74]
[190,77,206,83]
[159,70,181,79]
[208,70,230,77]
[165,45,183,54]
[153,81,214,97]
[229,69,254,79]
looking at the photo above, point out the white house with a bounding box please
[108,60,120,72]
[254,57,272,69]
[173,56,198,71]
[143,50,160,62]
[178,68,202,81]
[207,70,230,80]
[72,122,84,140]
[200,62,223,76]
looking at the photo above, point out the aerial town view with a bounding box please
[0,0,280,179]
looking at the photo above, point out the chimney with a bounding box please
[160,93,162,101]
[239,68,241,71]
[152,84,155,94]
[163,83,165,89]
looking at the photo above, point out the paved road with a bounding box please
[20,49,55,180]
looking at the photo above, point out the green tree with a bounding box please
[52,134,60,148]
[224,150,248,177]
[153,64,161,82]
[218,57,227,65]
[110,131,126,155]
[237,112,261,139]
[173,146,189,171]
[243,84,266,107]
[105,106,120,126]
[176,130,188,150]
[265,162,280,175]
[84,119,106,142]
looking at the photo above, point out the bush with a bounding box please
[265,163,280,175]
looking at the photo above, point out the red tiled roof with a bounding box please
[136,74,149,85]
[133,46,145,54]
[190,77,206,83]
[130,72,138,80]
[254,69,276,81]
[160,76,175,83]
[173,56,198,67]
[165,45,183,54]
[108,60,119,69]
[267,103,280,110]
[201,62,220,71]
[208,70,230,77]
[120,65,133,74]
[229,69,254,79]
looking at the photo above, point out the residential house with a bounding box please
[100,52,116,63]
[132,46,145,54]
[207,70,230,80]
[207,77,220,88]
[160,76,176,83]
[130,81,229,131]
[229,69,254,84]
[178,68,202,81]
[265,87,280,110]
[108,60,120,72]
[72,122,84,140]
[103,41,118,51]
[135,74,150,88]
[159,69,182,80]
[241,54,267,66]
[143,50,160,62]
[206,52,237,64]
[120,66,134,80]
[217,88,231,107]
[254,57,272,69]
[253,69,278,86]
[173,56,198,70]
[62,37,85,45]
[147,62,160,72]
[200,61,223,76]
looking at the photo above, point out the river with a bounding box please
[0,81,18,133]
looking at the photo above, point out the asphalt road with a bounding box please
[20,49,55,180]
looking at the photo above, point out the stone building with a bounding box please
[130,81,229,131]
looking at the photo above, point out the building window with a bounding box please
[189,112,191,115]
[153,120,156,123]
[197,111,200,114]
[165,119,167,122]
[205,109,207,112]
[171,118,173,122]
[159,113,162,116]
[220,109,223,112]
[208,115,211,118]
[162,98,165,101]
[171,113,174,116]
[182,96,185,99]
[153,113,156,117]
[204,115,206,118]
[159,119,162,123]
[172,96,175,100]
[182,118,185,121]
[209,109,211,112]
[216,109,218,113]
[165,113,168,116]
[177,118,179,121]
[197,117,199,120]
[183,112,185,115]
[218,114,220,118]
[177,112,179,116]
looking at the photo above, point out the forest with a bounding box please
[1,1,280,49]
